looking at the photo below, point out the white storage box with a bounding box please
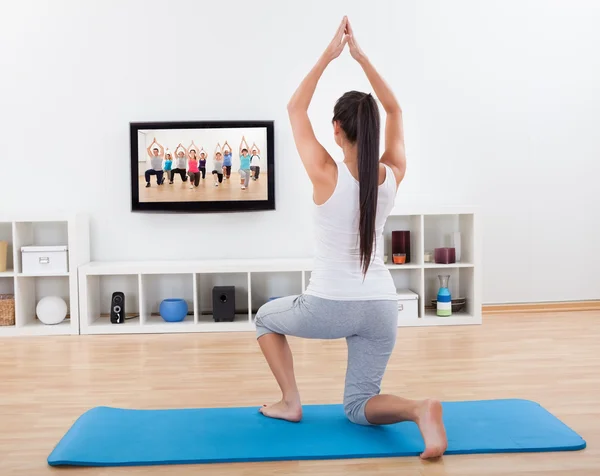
[396,289,419,324]
[21,246,68,275]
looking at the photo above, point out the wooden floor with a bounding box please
[138,174,268,202]
[1,311,598,475]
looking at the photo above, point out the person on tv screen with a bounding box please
[250,144,261,180]
[198,149,207,180]
[239,136,252,190]
[145,138,165,187]
[212,145,224,187]
[222,142,233,179]
[172,144,189,183]
[163,152,173,184]
[187,147,200,189]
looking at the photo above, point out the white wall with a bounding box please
[1,0,599,304]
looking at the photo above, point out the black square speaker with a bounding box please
[212,286,235,322]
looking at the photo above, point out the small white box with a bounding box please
[21,246,68,275]
[396,288,419,324]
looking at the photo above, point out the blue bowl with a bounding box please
[159,299,188,323]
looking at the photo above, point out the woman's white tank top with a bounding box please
[304,162,399,301]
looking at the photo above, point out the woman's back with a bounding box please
[305,162,398,301]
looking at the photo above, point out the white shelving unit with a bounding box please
[78,208,481,335]
[79,259,312,335]
[384,207,482,327]
[0,214,90,336]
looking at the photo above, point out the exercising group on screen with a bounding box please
[144,136,261,191]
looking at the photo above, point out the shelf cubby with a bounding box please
[196,272,251,325]
[13,221,69,274]
[423,267,474,325]
[15,275,70,329]
[0,277,14,295]
[83,274,140,330]
[384,214,423,265]
[249,271,303,320]
[0,222,14,275]
[389,266,423,310]
[0,276,15,330]
[141,273,194,326]
[424,213,474,265]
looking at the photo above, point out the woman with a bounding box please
[222,142,233,179]
[212,145,224,187]
[172,144,188,183]
[198,150,207,180]
[189,141,206,180]
[239,137,252,190]
[187,148,200,189]
[163,152,173,184]
[253,17,447,460]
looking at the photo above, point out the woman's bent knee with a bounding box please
[254,306,273,339]
[254,298,289,339]
[344,397,372,426]
[254,296,299,340]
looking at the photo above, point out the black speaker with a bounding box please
[212,286,235,322]
[110,292,125,324]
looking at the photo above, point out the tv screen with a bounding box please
[130,121,275,213]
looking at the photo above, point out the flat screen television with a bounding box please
[130,121,275,213]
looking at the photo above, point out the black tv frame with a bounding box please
[130,120,275,213]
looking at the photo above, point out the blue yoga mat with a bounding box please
[48,399,585,467]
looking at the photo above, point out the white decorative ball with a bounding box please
[36,296,68,325]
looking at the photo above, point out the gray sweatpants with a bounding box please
[240,169,250,187]
[255,294,398,426]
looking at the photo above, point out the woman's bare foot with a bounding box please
[416,399,448,459]
[259,399,303,422]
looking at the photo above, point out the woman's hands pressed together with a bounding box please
[345,18,367,64]
[322,16,349,62]
[322,16,367,64]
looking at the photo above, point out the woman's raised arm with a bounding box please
[287,16,348,185]
[346,19,406,184]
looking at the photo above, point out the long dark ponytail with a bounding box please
[333,91,381,276]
